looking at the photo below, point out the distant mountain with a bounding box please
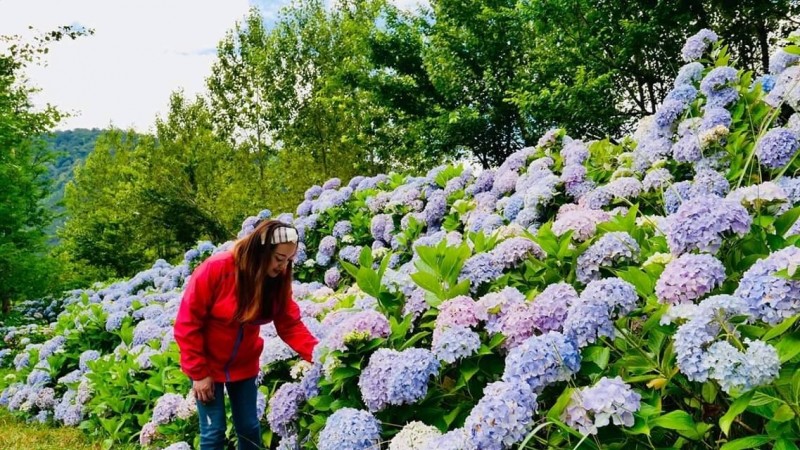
[42,128,105,240]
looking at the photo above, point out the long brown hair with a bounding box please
[232,219,295,323]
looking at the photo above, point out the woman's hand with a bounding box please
[193,376,215,403]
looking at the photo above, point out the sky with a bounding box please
[0,0,427,132]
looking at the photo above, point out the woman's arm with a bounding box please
[173,261,215,380]
[274,297,319,362]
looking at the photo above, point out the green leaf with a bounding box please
[650,410,696,431]
[775,332,800,362]
[772,404,796,422]
[784,45,800,56]
[720,435,772,450]
[358,246,373,269]
[774,438,800,450]
[775,206,800,236]
[762,315,799,341]
[410,271,443,297]
[720,390,754,435]
[583,345,610,370]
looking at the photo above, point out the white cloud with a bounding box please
[0,0,427,132]
[1,0,250,131]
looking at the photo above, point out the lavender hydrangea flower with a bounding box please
[643,168,673,191]
[489,237,544,269]
[152,393,183,425]
[424,191,447,226]
[464,380,538,449]
[675,62,705,86]
[459,253,504,292]
[633,136,672,171]
[656,253,726,305]
[755,128,799,169]
[503,331,581,392]
[692,169,729,197]
[467,170,495,196]
[316,236,337,267]
[765,66,800,109]
[563,377,641,435]
[502,194,525,221]
[268,382,305,437]
[432,326,481,363]
[561,140,589,167]
[322,177,341,190]
[358,348,439,412]
[770,48,800,75]
[491,170,519,197]
[681,29,718,62]
[132,320,163,346]
[734,246,800,324]
[318,408,381,450]
[672,133,702,163]
[324,267,341,289]
[422,429,471,450]
[605,177,643,200]
[313,310,391,363]
[576,232,640,284]
[666,195,751,255]
[332,221,352,239]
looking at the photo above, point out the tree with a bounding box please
[0,27,85,313]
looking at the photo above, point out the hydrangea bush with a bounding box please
[2,30,800,450]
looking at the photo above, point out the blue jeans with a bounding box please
[196,376,262,450]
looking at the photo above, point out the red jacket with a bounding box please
[174,251,318,382]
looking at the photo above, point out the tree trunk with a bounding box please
[756,21,770,74]
[2,297,10,315]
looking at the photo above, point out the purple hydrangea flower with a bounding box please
[422,429,471,450]
[561,138,590,166]
[348,175,366,190]
[316,236,337,267]
[313,310,391,362]
[305,185,323,200]
[765,66,800,109]
[491,170,519,197]
[700,67,739,108]
[528,283,577,333]
[318,408,381,450]
[692,169,729,197]
[132,320,163,346]
[755,128,799,170]
[332,221,352,239]
[467,170,496,196]
[681,29,718,62]
[656,253,726,305]
[666,195,751,255]
[464,380,538,449]
[605,177,643,200]
[503,331,581,392]
[358,348,439,412]
[322,178,341,190]
[324,267,341,289]
[633,137,673,171]
[576,232,640,284]
[424,191,447,226]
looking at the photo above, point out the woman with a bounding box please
[174,220,318,450]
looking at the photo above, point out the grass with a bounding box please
[0,408,105,450]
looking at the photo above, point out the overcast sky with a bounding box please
[1,0,426,132]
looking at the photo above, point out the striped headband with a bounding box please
[262,226,299,246]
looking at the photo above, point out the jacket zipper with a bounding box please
[223,325,244,382]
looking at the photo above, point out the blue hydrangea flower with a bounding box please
[665,84,698,104]
[666,195,751,255]
[633,137,672,171]
[561,138,589,166]
[467,170,495,196]
[324,267,341,289]
[643,168,673,191]
[491,170,519,197]
[655,99,688,128]
[576,232,640,284]
[422,429,471,450]
[332,221,352,239]
[316,236,337,267]
[681,29,718,62]
[765,65,800,109]
[700,66,738,102]
[656,253,726,305]
[705,339,780,394]
[755,128,799,170]
[672,133,702,163]
[752,74,776,93]
[563,376,641,435]
[502,331,581,392]
[424,190,447,226]
[464,380,538,449]
[318,408,381,450]
[132,320,163,346]
[78,350,101,372]
[692,169,729,197]
[432,326,481,363]
[268,382,305,437]
[502,194,525,221]
[322,178,341,190]
[581,277,639,317]
[734,246,800,324]
[358,348,439,412]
